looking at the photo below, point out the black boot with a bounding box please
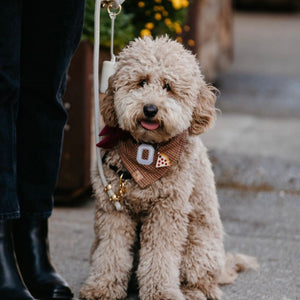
[13,218,74,300]
[0,220,36,300]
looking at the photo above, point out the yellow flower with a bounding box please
[154,13,162,20]
[138,1,145,8]
[182,0,189,8]
[184,25,190,32]
[170,0,189,10]
[162,10,169,16]
[140,29,151,38]
[188,39,195,47]
[155,0,162,3]
[154,5,164,11]
[171,0,182,10]
[164,18,172,27]
[176,37,183,43]
[173,22,182,34]
[145,22,154,30]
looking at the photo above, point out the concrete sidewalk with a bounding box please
[49,12,300,300]
[49,186,300,300]
[202,114,300,193]
[201,11,300,194]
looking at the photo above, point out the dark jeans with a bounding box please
[0,0,85,220]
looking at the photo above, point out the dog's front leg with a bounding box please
[80,211,136,300]
[137,201,189,300]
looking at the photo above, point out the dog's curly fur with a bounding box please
[80,37,258,300]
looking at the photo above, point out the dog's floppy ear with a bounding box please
[100,75,118,127]
[188,83,217,135]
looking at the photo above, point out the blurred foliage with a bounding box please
[82,0,190,51]
[124,0,189,40]
[82,0,135,50]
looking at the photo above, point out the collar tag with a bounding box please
[156,153,171,168]
[136,144,155,165]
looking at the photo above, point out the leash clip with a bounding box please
[105,173,127,211]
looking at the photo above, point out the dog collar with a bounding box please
[118,131,187,188]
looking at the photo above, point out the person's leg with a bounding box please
[17,0,85,216]
[13,1,86,299]
[0,0,21,220]
[0,2,36,299]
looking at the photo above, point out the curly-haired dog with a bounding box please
[80,37,257,300]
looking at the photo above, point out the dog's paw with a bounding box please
[148,289,185,300]
[181,287,206,300]
[80,280,126,300]
[181,283,222,300]
[200,284,222,300]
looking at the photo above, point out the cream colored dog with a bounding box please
[80,37,257,300]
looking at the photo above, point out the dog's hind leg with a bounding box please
[80,210,137,300]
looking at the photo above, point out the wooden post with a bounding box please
[184,0,233,81]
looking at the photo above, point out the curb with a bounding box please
[208,149,300,194]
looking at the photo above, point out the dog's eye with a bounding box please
[138,79,147,87]
[163,83,171,92]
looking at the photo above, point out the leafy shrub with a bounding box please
[82,0,190,51]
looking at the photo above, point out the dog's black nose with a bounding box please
[143,104,158,118]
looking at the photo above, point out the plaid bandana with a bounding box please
[118,132,187,188]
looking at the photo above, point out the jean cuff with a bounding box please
[20,211,52,219]
[0,211,20,220]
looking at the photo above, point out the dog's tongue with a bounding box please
[141,120,160,130]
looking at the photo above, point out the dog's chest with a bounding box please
[122,175,178,214]
[101,136,201,215]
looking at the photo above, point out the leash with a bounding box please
[94,0,125,211]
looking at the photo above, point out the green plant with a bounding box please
[82,0,190,50]
[124,0,189,41]
[82,0,135,50]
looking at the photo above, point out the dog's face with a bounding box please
[101,37,216,144]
